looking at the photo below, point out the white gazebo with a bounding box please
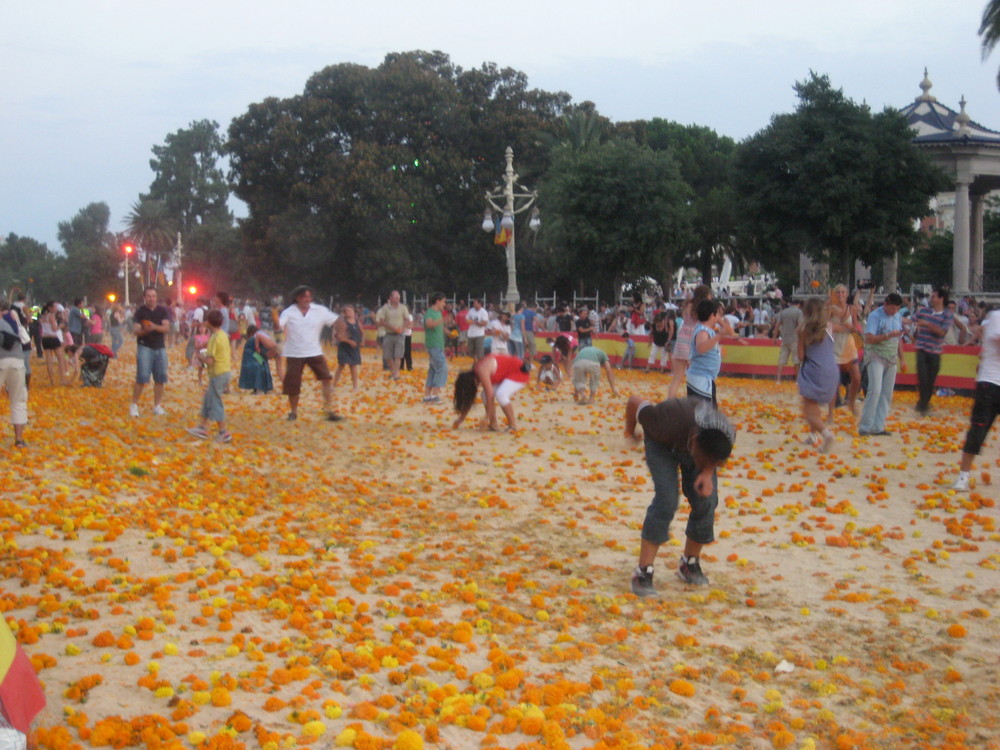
[900,70,1000,293]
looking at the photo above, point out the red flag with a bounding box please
[0,620,46,735]
[494,225,510,246]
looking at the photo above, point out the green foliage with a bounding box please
[54,202,120,300]
[980,0,1000,89]
[539,138,691,301]
[735,72,948,288]
[142,120,234,296]
[0,234,58,300]
[226,51,570,298]
[145,119,231,232]
[634,120,740,284]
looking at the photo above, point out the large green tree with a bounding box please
[142,119,237,295]
[539,138,691,301]
[735,72,948,289]
[226,51,572,298]
[56,202,120,301]
[0,234,58,301]
[632,120,739,286]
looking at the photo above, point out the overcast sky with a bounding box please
[2,0,996,252]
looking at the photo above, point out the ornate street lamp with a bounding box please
[118,243,141,307]
[481,146,539,305]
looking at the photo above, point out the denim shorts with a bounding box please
[136,345,169,384]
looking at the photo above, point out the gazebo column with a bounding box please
[970,194,985,291]
[952,179,971,294]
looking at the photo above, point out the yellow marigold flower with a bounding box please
[302,721,326,738]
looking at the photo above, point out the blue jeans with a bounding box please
[110,327,124,355]
[136,345,169,384]
[641,436,718,546]
[859,357,897,433]
[425,347,447,389]
[508,339,523,358]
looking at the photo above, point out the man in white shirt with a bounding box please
[278,285,342,422]
[466,299,489,361]
[241,299,258,331]
[951,307,1000,492]
[752,303,772,337]
[489,311,511,355]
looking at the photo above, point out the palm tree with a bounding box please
[980,0,1000,89]
[124,199,175,288]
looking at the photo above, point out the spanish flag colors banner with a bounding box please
[0,618,45,735]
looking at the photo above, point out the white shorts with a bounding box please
[494,378,526,407]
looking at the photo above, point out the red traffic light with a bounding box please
[123,243,134,255]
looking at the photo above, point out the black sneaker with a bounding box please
[630,566,658,597]
[326,412,345,422]
[677,556,709,586]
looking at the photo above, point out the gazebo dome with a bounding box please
[898,70,1000,293]
[899,70,1000,147]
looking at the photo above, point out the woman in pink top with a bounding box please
[88,307,104,344]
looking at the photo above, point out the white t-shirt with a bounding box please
[489,320,511,354]
[242,304,257,324]
[278,303,339,358]
[977,310,1000,386]
[467,307,489,338]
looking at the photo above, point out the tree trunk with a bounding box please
[840,251,852,290]
[660,255,674,302]
[882,252,898,294]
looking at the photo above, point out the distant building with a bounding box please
[900,69,1000,293]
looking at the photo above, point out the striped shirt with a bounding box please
[912,307,953,355]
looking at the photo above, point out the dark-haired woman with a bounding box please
[452,354,531,432]
[238,325,277,394]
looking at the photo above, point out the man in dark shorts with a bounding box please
[624,395,736,595]
[131,286,171,417]
[278,286,343,422]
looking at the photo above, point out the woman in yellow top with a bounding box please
[186,309,233,442]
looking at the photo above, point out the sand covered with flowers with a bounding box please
[4,345,999,750]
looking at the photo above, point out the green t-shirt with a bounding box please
[424,308,444,349]
[574,346,608,364]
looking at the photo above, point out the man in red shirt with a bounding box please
[451,353,530,431]
[455,300,470,355]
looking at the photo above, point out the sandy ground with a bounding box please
[3,343,999,749]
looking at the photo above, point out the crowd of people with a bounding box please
[1,280,997,595]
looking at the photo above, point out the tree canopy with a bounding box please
[540,138,691,301]
[226,51,573,299]
[735,72,948,289]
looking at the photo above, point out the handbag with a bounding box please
[15,318,30,346]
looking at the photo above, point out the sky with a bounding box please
[2,0,997,253]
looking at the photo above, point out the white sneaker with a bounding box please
[950,475,970,492]
[129,403,140,418]
[153,405,166,416]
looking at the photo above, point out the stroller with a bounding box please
[79,344,114,387]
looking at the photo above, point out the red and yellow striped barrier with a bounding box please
[360,328,982,390]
